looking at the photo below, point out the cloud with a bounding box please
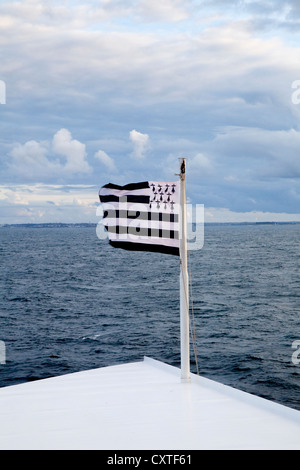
[129,130,150,159]
[0,0,191,29]
[1,0,300,223]
[1,3,299,114]
[137,0,189,22]
[0,0,125,29]
[189,153,214,177]
[0,183,98,224]
[1,182,299,225]
[94,149,116,172]
[52,128,91,174]
[7,129,91,182]
[9,140,60,180]
[199,0,300,33]
[207,126,300,180]
[204,206,300,223]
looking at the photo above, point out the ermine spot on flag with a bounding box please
[99,181,180,256]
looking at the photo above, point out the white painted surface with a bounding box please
[0,357,299,450]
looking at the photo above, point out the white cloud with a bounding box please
[129,130,150,159]
[204,206,300,223]
[9,140,60,180]
[0,183,98,224]
[94,149,116,172]
[0,0,192,29]
[137,0,189,22]
[8,129,91,181]
[189,153,214,176]
[52,128,91,174]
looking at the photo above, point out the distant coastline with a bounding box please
[0,223,96,228]
[1,221,300,228]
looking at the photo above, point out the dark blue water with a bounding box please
[0,224,299,411]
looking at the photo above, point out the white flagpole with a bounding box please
[179,158,190,382]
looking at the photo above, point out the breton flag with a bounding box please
[99,181,180,256]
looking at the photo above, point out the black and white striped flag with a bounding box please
[99,181,180,256]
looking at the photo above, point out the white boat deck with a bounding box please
[0,356,300,450]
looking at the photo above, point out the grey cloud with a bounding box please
[200,0,300,31]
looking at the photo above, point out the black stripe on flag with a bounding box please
[102,182,149,191]
[100,194,150,204]
[109,241,179,256]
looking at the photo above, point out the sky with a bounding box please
[1,0,300,224]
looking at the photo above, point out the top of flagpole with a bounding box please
[180,158,186,178]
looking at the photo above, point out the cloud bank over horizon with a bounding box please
[1,0,300,223]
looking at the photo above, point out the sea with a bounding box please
[0,223,299,411]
